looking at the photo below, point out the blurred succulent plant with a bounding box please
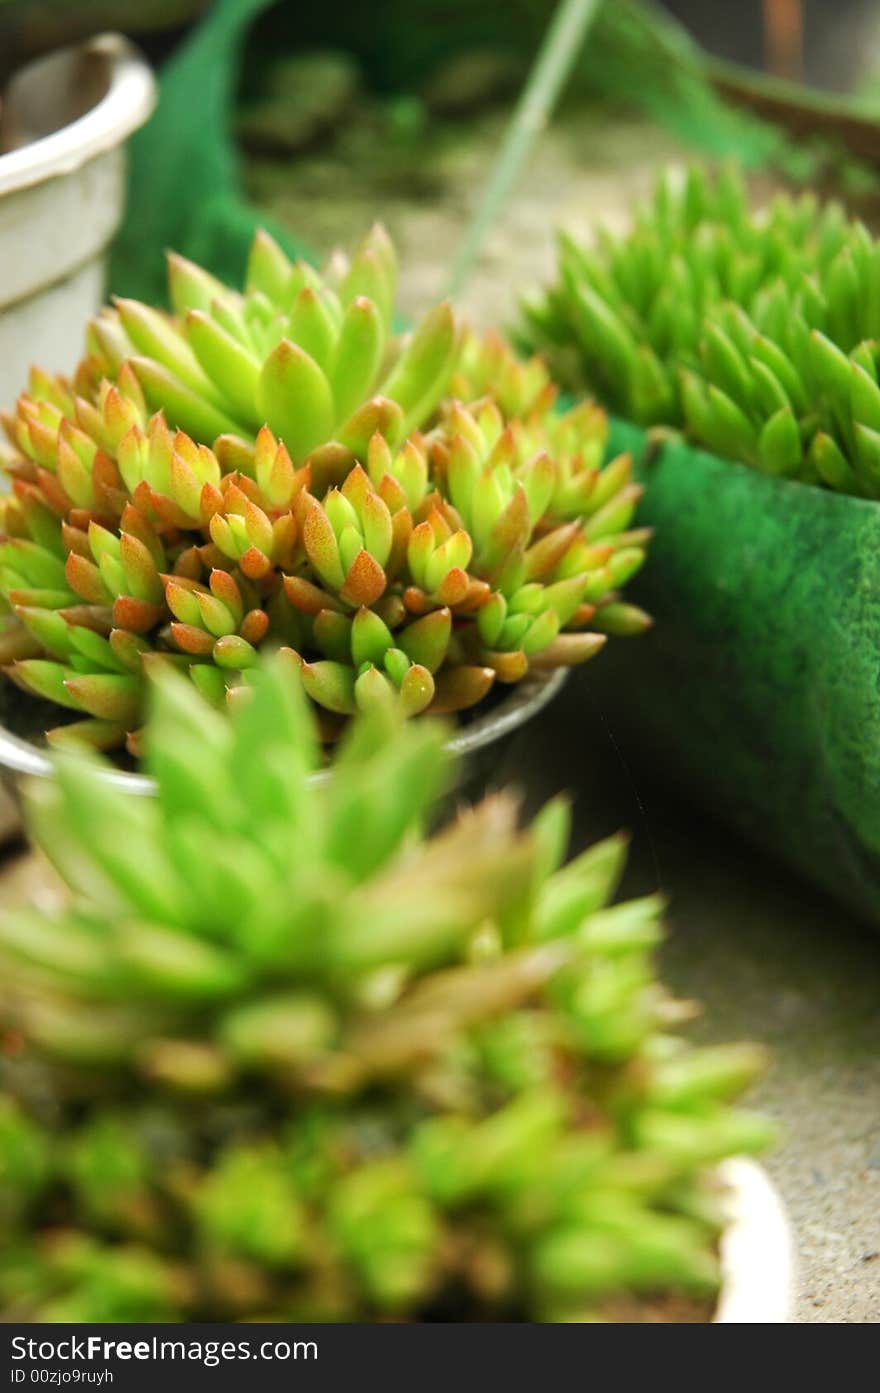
[0,659,771,1322]
[524,163,880,496]
[0,227,648,754]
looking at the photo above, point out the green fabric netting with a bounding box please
[587,419,880,928]
[109,0,310,303]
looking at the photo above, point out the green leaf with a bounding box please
[184,312,262,429]
[256,340,335,462]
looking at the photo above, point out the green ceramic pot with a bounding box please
[586,417,880,926]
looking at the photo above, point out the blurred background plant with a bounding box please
[522,163,880,495]
[10,0,880,308]
[0,658,772,1321]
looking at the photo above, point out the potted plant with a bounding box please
[0,33,155,406]
[0,225,649,791]
[0,656,789,1322]
[522,163,880,926]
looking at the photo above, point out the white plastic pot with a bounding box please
[0,32,155,406]
[714,1159,794,1322]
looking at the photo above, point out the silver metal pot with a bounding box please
[0,668,568,801]
[0,33,155,405]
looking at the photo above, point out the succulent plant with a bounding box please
[524,163,880,496]
[0,228,648,754]
[0,658,772,1322]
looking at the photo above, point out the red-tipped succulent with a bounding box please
[0,231,649,754]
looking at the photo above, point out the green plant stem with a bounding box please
[448,0,603,299]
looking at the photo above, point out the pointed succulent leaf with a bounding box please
[329,296,386,423]
[167,250,234,317]
[245,229,293,303]
[256,340,335,463]
[382,303,458,433]
[351,607,393,668]
[130,358,242,441]
[288,288,338,372]
[184,312,261,428]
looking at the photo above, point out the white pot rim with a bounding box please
[714,1158,795,1323]
[0,33,155,197]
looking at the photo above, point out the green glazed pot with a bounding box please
[587,416,880,926]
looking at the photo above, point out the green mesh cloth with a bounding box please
[109,0,309,303]
[585,419,880,928]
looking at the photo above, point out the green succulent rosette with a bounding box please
[524,163,880,496]
[1,230,648,754]
[0,659,772,1322]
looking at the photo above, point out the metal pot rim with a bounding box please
[0,33,155,197]
[0,667,568,796]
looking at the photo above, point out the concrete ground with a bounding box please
[494,674,880,1324]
